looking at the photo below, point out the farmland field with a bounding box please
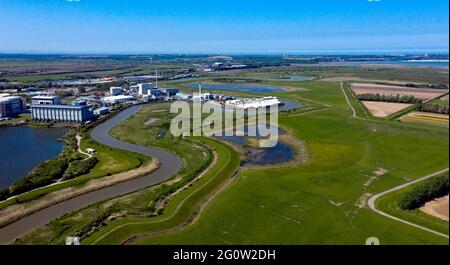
[361,101,412,117]
[351,83,447,101]
[420,195,449,221]
[400,112,449,127]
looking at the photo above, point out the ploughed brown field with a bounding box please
[351,83,448,101]
[420,195,449,221]
[399,112,449,127]
[361,101,412,117]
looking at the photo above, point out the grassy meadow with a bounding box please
[128,80,448,245]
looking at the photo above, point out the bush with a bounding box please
[9,158,69,196]
[398,173,449,210]
[0,188,10,201]
[62,157,98,180]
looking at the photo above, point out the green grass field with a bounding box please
[82,137,240,245]
[127,80,448,245]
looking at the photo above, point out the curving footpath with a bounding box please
[0,105,183,245]
[367,168,449,239]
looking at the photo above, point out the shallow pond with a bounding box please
[216,135,293,165]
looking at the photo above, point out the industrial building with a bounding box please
[163,88,180,96]
[0,95,26,118]
[110,87,123,96]
[175,92,192,101]
[73,100,87,106]
[129,85,139,94]
[137,83,152,95]
[225,96,282,109]
[31,104,92,123]
[93,107,110,116]
[102,95,135,105]
[31,95,61,105]
[148,88,163,96]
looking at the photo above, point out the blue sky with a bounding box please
[0,0,448,54]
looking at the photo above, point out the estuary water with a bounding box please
[0,127,66,189]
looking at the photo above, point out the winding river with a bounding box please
[0,105,183,244]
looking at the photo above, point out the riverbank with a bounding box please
[0,159,159,229]
[0,104,182,244]
[0,126,68,190]
[0,104,136,205]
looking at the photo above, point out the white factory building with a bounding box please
[93,107,110,116]
[31,95,61,105]
[192,92,214,102]
[31,95,92,123]
[225,96,282,109]
[102,95,135,105]
[110,86,123,96]
[31,104,92,122]
[137,83,152,95]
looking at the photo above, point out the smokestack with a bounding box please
[155,68,158,88]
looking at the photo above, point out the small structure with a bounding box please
[65,237,80,245]
[86,148,96,155]
[175,92,192,101]
[163,88,179,96]
[93,107,110,116]
[73,100,87,106]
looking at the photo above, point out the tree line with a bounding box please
[356,93,422,104]
[398,173,449,210]
[415,102,449,115]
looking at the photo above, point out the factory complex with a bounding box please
[1,77,283,125]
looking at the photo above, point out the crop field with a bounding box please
[361,101,412,117]
[350,83,447,101]
[400,112,449,127]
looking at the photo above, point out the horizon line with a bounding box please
[0,49,448,56]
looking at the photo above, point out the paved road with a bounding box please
[342,82,449,239]
[367,169,449,239]
[0,105,183,244]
